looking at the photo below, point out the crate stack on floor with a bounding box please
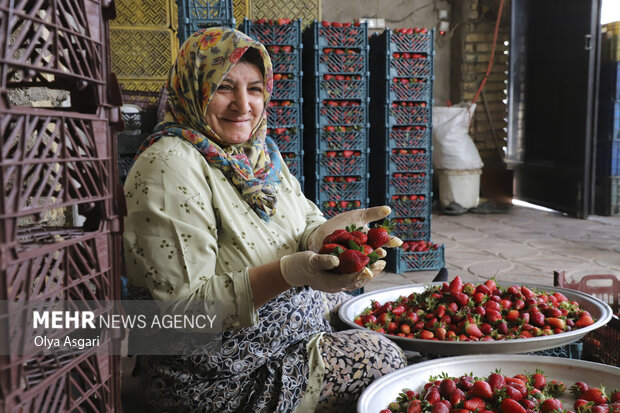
[241,18,305,184]
[177,0,235,43]
[369,28,444,273]
[303,21,370,218]
[0,1,122,411]
[596,21,620,216]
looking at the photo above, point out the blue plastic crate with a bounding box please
[267,104,301,127]
[319,104,367,125]
[318,179,367,201]
[317,50,368,74]
[272,77,301,100]
[269,52,301,73]
[596,139,620,176]
[178,19,236,43]
[386,244,444,273]
[524,342,583,359]
[388,105,431,126]
[389,152,431,172]
[388,80,432,102]
[282,152,303,180]
[389,58,433,78]
[600,61,620,102]
[598,100,620,141]
[240,18,302,45]
[177,0,234,21]
[321,199,369,218]
[319,153,368,176]
[317,76,368,100]
[391,221,430,241]
[388,29,434,54]
[389,174,431,195]
[313,21,368,48]
[317,126,368,151]
[389,198,431,218]
[269,127,302,153]
[389,127,432,148]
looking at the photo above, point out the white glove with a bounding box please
[280,251,387,293]
[307,205,403,252]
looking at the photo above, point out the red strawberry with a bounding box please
[488,373,506,391]
[407,399,422,413]
[501,398,527,413]
[346,224,368,245]
[572,382,591,398]
[439,379,457,399]
[366,219,394,249]
[453,292,470,307]
[463,397,487,411]
[336,249,369,273]
[541,398,563,413]
[431,402,450,413]
[575,314,595,328]
[322,229,355,246]
[531,371,546,390]
[574,399,593,411]
[471,380,493,400]
[448,276,464,294]
[591,405,611,413]
[458,375,475,391]
[450,388,466,407]
[611,390,620,403]
[581,388,608,405]
[424,387,441,404]
[505,385,524,401]
[318,243,345,255]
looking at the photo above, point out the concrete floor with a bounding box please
[367,204,620,292]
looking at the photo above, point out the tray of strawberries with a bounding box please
[339,277,613,355]
[358,354,620,413]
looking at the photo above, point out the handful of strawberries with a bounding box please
[319,219,394,275]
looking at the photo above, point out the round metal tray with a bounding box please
[339,283,613,355]
[358,354,620,413]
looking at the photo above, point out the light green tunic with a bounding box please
[123,136,328,411]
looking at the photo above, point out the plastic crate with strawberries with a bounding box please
[240,18,305,185]
[303,21,370,218]
[369,28,443,273]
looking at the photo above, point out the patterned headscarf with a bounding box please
[137,27,280,221]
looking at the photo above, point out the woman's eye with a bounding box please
[218,84,232,90]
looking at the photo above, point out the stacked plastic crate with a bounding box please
[303,21,370,218]
[369,28,445,273]
[177,0,235,43]
[596,22,620,216]
[0,1,122,411]
[240,18,305,184]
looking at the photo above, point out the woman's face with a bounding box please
[205,61,265,145]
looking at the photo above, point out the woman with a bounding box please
[123,27,406,412]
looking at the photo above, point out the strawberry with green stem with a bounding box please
[367,218,394,249]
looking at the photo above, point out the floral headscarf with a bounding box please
[137,27,280,221]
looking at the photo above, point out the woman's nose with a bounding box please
[231,89,251,113]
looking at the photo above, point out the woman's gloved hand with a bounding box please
[280,251,386,293]
[307,205,403,252]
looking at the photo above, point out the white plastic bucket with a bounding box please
[436,168,482,209]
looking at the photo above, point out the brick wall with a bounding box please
[451,0,511,166]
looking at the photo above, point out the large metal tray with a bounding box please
[358,355,620,413]
[339,283,613,355]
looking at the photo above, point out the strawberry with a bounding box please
[318,243,345,255]
[581,388,608,405]
[450,388,466,407]
[574,399,593,411]
[336,249,369,273]
[591,405,611,413]
[572,382,591,398]
[322,229,354,246]
[471,380,493,400]
[463,397,487,411]
[541,398,563,413]
[575,314,595,328]
[448,276,464,294]
[611,390,620,403]
[346,224,368,245]
[424,387,441,404]
[500,398,527,413]
[366,219,394,249]
[458,375,475,391]
[407,399,422,413]
[488,372,506,391]
[431,402,450,413]
[439,379,457,399]
[504,385,524,401]
[531,371,546,390]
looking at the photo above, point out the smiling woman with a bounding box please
[122,27,405,413]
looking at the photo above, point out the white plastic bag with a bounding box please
[432,104,484,170]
